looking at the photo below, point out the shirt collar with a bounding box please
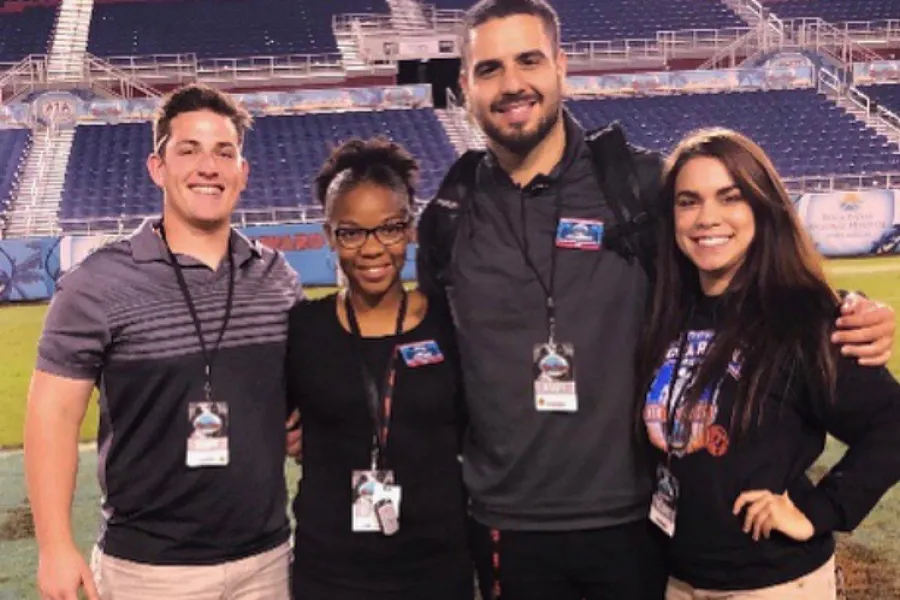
[130,217,262,266]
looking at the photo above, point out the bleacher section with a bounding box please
[566,89,900,177]
[857,83,900,115]
[87,0,388,58]
[760,0,900,23]
[430,0,745,41]
[0,4,55,62]
[0,128,30,227]
[60,109,456,222]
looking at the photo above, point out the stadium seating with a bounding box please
[87,0,389,58]
[430,0,745,41]
[0,128,30,207]
[857,83,900,115]
[0,5,55,62]
[759,0,900,23]
[59,109,456,222]
[566,89,900,177]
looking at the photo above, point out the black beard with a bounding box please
[479,99,561,156]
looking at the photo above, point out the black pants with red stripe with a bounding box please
[470,518,668,600]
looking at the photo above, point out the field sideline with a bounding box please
[0,257,898,598]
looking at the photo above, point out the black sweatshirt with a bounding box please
[643,293,900,590]
[417,111,662,531]
[285,295,470,589]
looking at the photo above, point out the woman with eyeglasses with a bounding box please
[285,138,473,600]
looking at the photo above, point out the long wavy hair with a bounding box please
[637,128,839,435]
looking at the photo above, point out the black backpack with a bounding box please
[417,121,663,295]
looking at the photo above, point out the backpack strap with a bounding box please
[585,122,662,283]
[416,149,484,297]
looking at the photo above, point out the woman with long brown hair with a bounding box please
[639,127,900,598]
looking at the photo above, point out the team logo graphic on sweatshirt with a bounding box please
[643,330,742,457]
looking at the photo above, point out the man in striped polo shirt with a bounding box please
[24,84,301,599]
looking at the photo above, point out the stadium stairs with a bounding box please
[6,126,74,237]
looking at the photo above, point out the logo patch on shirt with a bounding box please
[705,424,730,457]
[398,340,445,367]
[556,218,604,250]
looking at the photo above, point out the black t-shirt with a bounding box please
[286,294,470,589]
[643,294,900,590]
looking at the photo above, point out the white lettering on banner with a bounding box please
[797,190,898,257]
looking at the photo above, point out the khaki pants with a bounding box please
[90,542,290,600]
[666,556,836,600]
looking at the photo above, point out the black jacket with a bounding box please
[416,112,666,530]
[644,293,900,590]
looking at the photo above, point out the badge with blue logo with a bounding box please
[556,218,604,250]
[533,342,578,412]
[398,340,445,367]
[186,401,229,468]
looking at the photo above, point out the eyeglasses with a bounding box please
[332,219,412,250]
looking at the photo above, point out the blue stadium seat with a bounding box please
[0,128,30,205]
[566,89,900,178]
[59,109,457,221]
[760,0,900,22]
[88,0,389,58]
[857,83,900,116]
[0,4,55,62]
[430,0,745,41]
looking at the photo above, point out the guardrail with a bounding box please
[0,55,46,105]
[782,172,900,192]
[836,19,900,44]
[198,53,346,83]
[333,7,464,35]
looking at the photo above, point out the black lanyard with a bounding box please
[345,290,408,471]
[664,331,691,462]
[499,187,563,346]
[159,224,236,402]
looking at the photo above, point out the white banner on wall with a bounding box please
[795,189,899,257]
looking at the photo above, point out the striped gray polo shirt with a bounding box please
[37,218,302,565]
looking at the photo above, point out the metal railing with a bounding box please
[658,27,750,54]
[878,105,900,130]
[835,19,900,44]
[784,18,882,65]
[333,7,464,35]
[782,172,900,193]
[84,54,162,99]
[56,205,330,237]
[197,53,345,83]
[844,83,900,140]
[104,53,199,83]
[562,38,664,64]
[26,126,55,208]
[698,28,766,70]
[818,66,843,95]
[0,55,46,105]
[445,88,485,150]
[49,170,900,237]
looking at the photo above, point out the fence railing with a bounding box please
[782,172,900,192]
[0,55,46,105]
[47,169,900,236]
[197,53,345,83]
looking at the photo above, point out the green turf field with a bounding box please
[0,259,898,598]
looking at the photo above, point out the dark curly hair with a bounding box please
[315,137,419,216]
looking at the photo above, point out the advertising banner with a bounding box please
[795,190,900,257]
